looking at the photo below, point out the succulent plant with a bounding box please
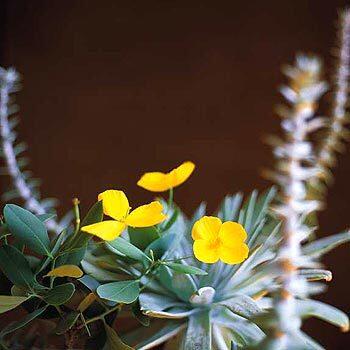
[81,187,349,349]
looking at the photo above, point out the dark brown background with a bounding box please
[1,0,350,348]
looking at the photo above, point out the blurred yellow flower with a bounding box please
[192,216,249,264]
[137,161,195,192]
[81,190,166,241]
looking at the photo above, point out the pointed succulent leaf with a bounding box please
[218,294,262,319]
[183,310,211,350]
[299,269,332,282]
[296,299,349,331]
[134,322,186,350]
[302,231,350,257]
[171,273,197,302]
[139,292,183,312]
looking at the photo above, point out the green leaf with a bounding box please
[145,233,176,260]
[183,310,211,350]
[0,295,29,314]
[171,273,197,302]
[56,247,86,267]
[107,237,151,263]
[81,201,104,227]
[0,306,47,336]
[4,204,51,257]
[133,322,185,349]
[164,262,207,275]
[43,283,75,306]
[104,323,134,349]
[81,259,121,282]
[214,308,265,346]
[302,231,350,257]
[219,294,262,318]
[55,311,80,335]
[97,280,140,304]
[296,299,349,331]
[72,201,104,249]
[128,226,159,251]
[35,229,67,274]
[161,207,179,232]
[0,245,36,288]
[62,201,103,253]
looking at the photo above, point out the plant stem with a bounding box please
[168,188,174,209]
[78,304,122,328]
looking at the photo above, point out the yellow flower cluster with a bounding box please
[82,161,249,265]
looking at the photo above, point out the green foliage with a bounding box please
[0,295,29,314]
[0,245,37,288]
[43,283,75,306]
[4,204,52,257]
[97,280,140,304]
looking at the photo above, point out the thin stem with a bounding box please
[72,198,81,235]
[168,188,174,209]
[78,303,122,329]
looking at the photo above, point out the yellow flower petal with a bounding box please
[219,243,249,265]
[218,221,247,247]
[81,220,126,241]
[46,265,83,278]
[137,161,195,192]
[125,201,166,227]
[191,216,222,242]
[168,161,195,188]
[193,239,220,263]
[98,190,129,220]
[137,172,170,192]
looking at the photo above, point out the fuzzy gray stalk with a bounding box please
[267,56,327,347]
[0,68,63,233]
[316,9,350,187]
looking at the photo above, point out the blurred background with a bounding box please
[0,0,349,348]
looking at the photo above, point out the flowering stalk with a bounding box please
[311,10,350,194]
[266,56,327,347]
[0,68,63,234]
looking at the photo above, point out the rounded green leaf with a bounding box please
[164,262,207,276]
[44,283,75,306]
[0,295,28,314]
[0,306,47,336]
[97,280,140,304]
[0,245,36,288]
[4,204,51,257]
[107,237,151,263]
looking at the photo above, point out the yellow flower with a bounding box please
[81,190,166,241]
[137,161,195,192]
[192,216,249,265]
